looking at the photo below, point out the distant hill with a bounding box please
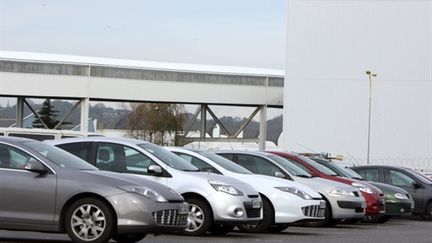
[0,101,283,144]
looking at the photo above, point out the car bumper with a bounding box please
[384,200,414,216]
[207,192,263,224]
[106,193,188,234]
[271,192,326,224]
[329,196,366,219]
[363,193,386,215]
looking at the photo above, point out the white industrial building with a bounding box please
[281,0,431,169]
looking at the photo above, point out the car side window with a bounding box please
[384,169,417,188]
[0,144,42,170]
[174,152,221,174]
[97,143,156,174]
[57,142,92,162]
[218,153,234,162]
[237,154,283,177]
[357,168,380,182]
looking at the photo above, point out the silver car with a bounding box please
[0,137,188,243]
[46,137,263,236]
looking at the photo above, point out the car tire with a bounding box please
[421,202,432,220]
[65,197,114,243]
[208,224,235,235]
[377,215,391,223]
[267,224,289,233]
[237,197,273,233]
[183,198,213,236]
[112,233,146,243]
[361,215,384,224]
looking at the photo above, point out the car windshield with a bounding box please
[315,158,364,179]
[139,143,199,171]
[406,168,432,184]
[268,154,312,177]
[299,156,339,176]
[24,141,97,170]
[341,166,364,180]
[198,151,252,174]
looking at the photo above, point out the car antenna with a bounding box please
[296,143,317,153]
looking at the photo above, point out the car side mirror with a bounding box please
[275,171,285,179]
[24,162,48,174]
[413,182,421,189]
[148,165,163,175]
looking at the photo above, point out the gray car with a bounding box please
[46,137,263,236]
[0,137,188,243]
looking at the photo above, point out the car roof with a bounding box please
[45,136,151,146]
[352,165,408,170]
[214,150,275,156]
[0,136,35,144]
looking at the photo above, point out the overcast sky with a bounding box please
[0,0,287,69]
[0,0,287,118]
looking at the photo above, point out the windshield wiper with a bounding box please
[296,174,312,178]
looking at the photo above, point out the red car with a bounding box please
[270,152,385,217]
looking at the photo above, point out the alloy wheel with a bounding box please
[70,204,106,241]
[185,204,205,232]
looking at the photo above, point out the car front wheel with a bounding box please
[421,202,432,220]
[65,198,114,243]
[183,198,213,236]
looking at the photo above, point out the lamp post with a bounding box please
[366,70,377,165]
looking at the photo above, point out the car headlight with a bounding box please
[351,182,374,194]
[209,180,244,196]
[119,186,168,202]
[394,193,409,200]
[330,187,356,197]
[275,187,313,200]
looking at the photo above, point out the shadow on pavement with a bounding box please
[0,238,70,243]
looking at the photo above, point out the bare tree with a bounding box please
[126,103,185,145]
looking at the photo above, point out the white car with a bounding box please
[46,137,263,236]
[166,147,326,233]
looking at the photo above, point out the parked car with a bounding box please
[269,152,385,220]
[46,137,263,236]
[215,150,366,226]
[308,157,414,223]
[166,147,326,233]
[351,165,432,220]
[0,137,188,243]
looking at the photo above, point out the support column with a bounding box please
[80,98,90,132]
[16,97,25,128]
[200,104,207,138]
[259,105,267,151]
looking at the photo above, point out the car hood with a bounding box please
[295,176,359,194]
[368,181,410,195]
[184,171,259,196]
[82,170,184,201]
[235,174,322,199]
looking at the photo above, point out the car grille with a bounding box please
[245,208,261,218]
[302,205,325,218]
[248,194,260,198]
[152,209,188,226]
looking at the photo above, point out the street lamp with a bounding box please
[366,70,377,165]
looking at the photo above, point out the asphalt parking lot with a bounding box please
[0,217,431,243]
